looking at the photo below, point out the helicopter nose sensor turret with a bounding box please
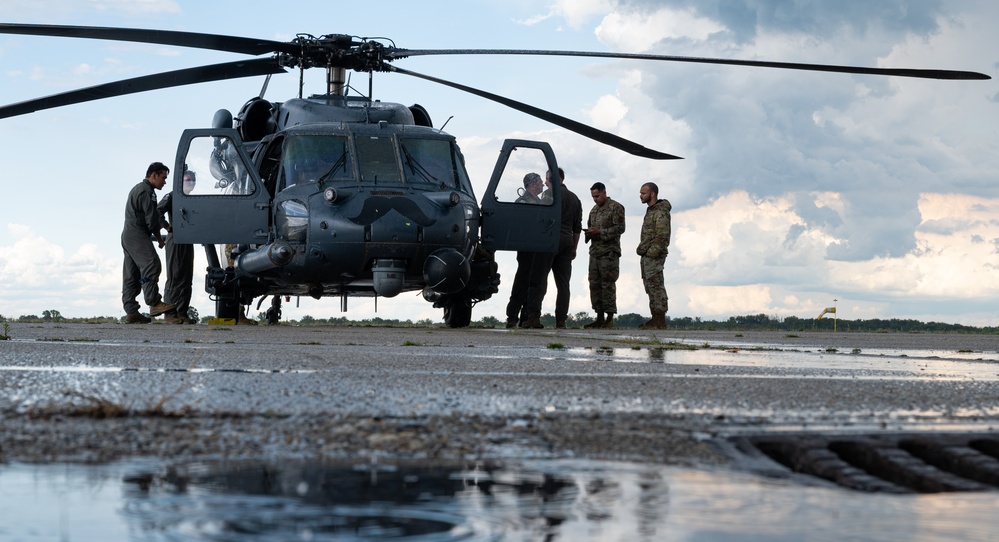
[372,259,407,297]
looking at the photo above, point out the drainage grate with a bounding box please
[730,433,999,493]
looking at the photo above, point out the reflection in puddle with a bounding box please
[3,459,999,540]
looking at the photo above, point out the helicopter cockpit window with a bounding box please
[356,136,402,182]
[400,137,462,189]
[182,135,257,196]
[281,135,351,189]
[493,147,555,206]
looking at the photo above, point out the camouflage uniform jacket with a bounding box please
[587,197,625,258]
[636,198,671,259]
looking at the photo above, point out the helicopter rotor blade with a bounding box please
[0,23,299,55]
[389,65,681,160]
[0,58,286,119]
[390,49,991,81]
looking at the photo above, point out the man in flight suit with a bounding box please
[505,172,548,328]
[121,162,175,324]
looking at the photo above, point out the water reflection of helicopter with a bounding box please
[0,25,988,326]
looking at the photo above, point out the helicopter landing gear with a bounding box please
[442,295,473,328]
[266,296,282,325]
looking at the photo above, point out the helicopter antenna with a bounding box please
[440,115,454,131]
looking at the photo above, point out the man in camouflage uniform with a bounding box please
[583,182,625,328]
[636,182,671,329]
[121,162,175,323]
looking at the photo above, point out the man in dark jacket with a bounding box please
[538,167,582,328]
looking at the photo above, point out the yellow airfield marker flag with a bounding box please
[817,307,836,319]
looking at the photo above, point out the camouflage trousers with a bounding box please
[640,254,668,313]
[588,254,620,314]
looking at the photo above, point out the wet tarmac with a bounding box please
[1,323,998,540]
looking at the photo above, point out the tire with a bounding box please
[443,297,472,328]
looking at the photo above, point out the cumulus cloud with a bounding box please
[0,225,120,317]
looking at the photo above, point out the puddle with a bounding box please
[2,458,998,541]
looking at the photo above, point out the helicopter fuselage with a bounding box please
[171,95,562,325]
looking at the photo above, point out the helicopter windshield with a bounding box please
[281,135,351,188]
[356,136,402,183]
[400,137,471,192]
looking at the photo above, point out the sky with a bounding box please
[0,0,997,326]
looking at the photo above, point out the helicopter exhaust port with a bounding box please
[371,259,407,298]
[234,241,295,276]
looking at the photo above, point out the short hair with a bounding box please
[523,172,542,188]
[146,162,169,177]
[590,182,606,192]
[556,167,565,180]
[641,182,659,197]
[183,170,197,181]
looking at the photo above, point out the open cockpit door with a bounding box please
[479,139,561,253]
[171,129,270,245]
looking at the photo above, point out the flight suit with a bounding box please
[121,179,165,314]
[505,190,550,327]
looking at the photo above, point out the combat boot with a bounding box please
[639,311,667,330]
[584,313,605,329]
[163,313,185,325]
[148,301,176,317]
[602,313,615,329]
[125,312,151,324]
[520,316,543,329]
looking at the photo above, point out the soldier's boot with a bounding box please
[639,311,667,330]
[125,312,151,324]
[603,313,615,329]
[584,313,605,329]
[521,316,543,329]
[148,301,176,317]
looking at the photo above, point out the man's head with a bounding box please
[145,162,170,190]
[182,170,197,195]
[523,172,543,196]
[590,182,608,206]
[545,167,565,189]
[640,182,659,206]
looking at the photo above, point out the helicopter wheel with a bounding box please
[442,296,473,328]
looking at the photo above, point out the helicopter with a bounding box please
[0,24,989,326]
